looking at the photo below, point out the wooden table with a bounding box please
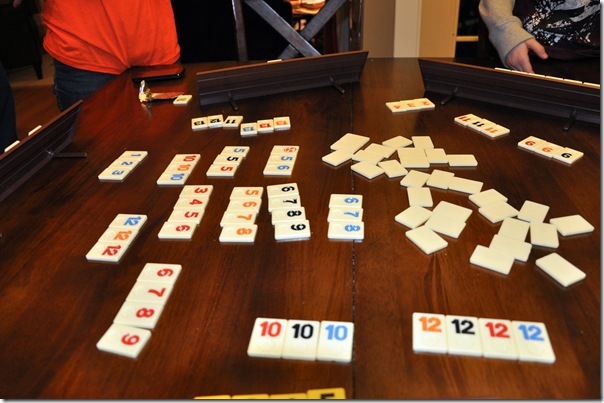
[0,58,599,399]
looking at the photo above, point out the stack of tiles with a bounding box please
[263,145,299,176]
[267,182,311,241]
[207,146,250,178]
[247,317,354,363]
[195,387,346,400]
[386,97,436,113]
[98,151,148,181]
[190,114,226,130]
[239,115,291,137]
[157,154,200,186]
[86,214,147,263]
[454,113,510,139]
[412,312,555,363]
[219,186,262,243]
[327,193,364,240]
[518,135,584,164]
[158,185,213,240]
[97,263,182,358]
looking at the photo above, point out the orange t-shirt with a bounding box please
[42,0,181,75]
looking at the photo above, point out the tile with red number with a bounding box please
[247,317,288,358]
[97,323,151,358]
[113,300,165,330]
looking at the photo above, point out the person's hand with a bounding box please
[505,38,548,73]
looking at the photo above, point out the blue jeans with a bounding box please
[52,59,117,111]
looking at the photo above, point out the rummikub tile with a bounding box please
[86,241,129,263]
[230,186,263,199]
[267,182,299,198]
[207,164,238,177]
[157,171,190,185]
[378,159,408,178]
[517,200,550,223]
[272,207,307,224]
[273,116,291,130]
[281,319,321,360]
[109,158,140,169]
[489,234,532,262]
[158,221,197,240]
[454,113,481,126]
[274,220,311,240]
[271,145,299,155]
[223,115,243,128]
[498,217,530,241]
[331,133,370,153]
[414,97,436,110]
[316,321,354,363]
[386,101,407,113]
[327,207,363,223]
[552,147,584,165]
[407,187,433,207]
[98,227,139,245]
[405,226,448,254]
[518,136,546,152]
[109,214,147,231]
[329,194,363,208]
[137,263,182,284]
[468,118,495,133]
[164,162,194,173]
[425,148,448,164]
[268,194,302,212]
[412,312,447,354]
[173,94,192,105]
[479,123,510,138]
[226,198,262,213]
[322,149,353,166]
[180,185,213,198]
[174,196,209,211]
[97,323,151,358]
[220,211,257,227]
[469,188,508,208]
[411,136,434,149]
[213,154,244,165]
[306,388,346,399]
[352,149,384,164]
[247,317,288,358]
[512,321,555,363]
[170,154,201,165]
[98,166,133,181]
[207,114,224,128]
[470,245,515,275]
[397,148,427,168]
[219,225,258,243]
[257,119,275,133]
[126,281,174,305]
[445,315,482,356]
[240,122,258,137]
[191,117,208,131]
[400,170,431,188]
[119,151,148,161]
[448,176,483,194]
[220,146,250,158]
[400,99,421,110]
[433,201,472,222]
[478,318,518,360]
[382,135,412,149]
[549,214,594,236]
[328,222,365,240]
[529,222,559,248]
[264,162,294,176]
[447,154,478,167]
[395,206,433,229]
[426,169,455,190]
[533,142,564,158]
[365,143,396,158]
[535,253,586,287]
[267,153,297,164]
[113,300,165,330]
[478,202,518,224]
[351,161,385,179]
[425,213,466,238]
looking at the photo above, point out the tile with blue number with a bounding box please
[316,320,354,363]
[512,320,555,363]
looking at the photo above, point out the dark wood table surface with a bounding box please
[0,58,599,399]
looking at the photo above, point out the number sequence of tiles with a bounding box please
[190,114,291,136]
[247,318,354,363]
[268,182,311,241]
[219,185,262,243]
[263,145,299,176]
[158,185,214,240]
[86,214,148,263]
[327,193,364,240]
[96,263,183,358]
[98,150,148,181]
[207,146,250,178]
[194,387,346,400]
[157,153,201,185]
[413,313,555,363]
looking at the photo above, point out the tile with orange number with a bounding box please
[219,225,258,243]
[412,312,447,354]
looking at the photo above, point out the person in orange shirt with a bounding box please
[42,0,181,111]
